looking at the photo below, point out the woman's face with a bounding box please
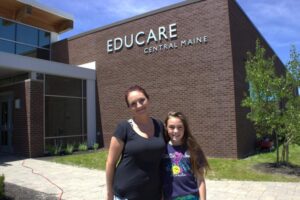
[127,90,149,117]
[166,117,185,145]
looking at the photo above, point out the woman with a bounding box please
[106,85,166,200]
[162,111,210,200]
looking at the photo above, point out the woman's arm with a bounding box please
[106,136,124,200]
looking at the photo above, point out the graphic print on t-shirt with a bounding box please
[166,150,191,177]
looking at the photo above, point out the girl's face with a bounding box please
[166,116,185,146]
[127,90,149,117]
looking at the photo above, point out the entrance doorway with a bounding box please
[0,94,13,153]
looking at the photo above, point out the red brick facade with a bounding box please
[0,79,44,157]
[25,80,44,157]
[51,0,285,158]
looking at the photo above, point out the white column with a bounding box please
[86,79,96,147]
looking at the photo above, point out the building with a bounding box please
[1,0,285,158]
[0,0,97,157]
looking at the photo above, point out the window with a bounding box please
[0,40,15,53]
[45,97,83,137]
[16,24,38,46]
[16,44,36,57]
[39,31,50,48]
[37,48,50,60]
[0,19,15,40]
[45,75,83,97]
[45,75,87,148]
[0,17,50,60]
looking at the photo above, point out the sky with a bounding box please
[37,0,300,65]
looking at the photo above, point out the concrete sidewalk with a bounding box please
[1,156,300,200]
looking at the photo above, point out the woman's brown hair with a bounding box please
[124,85,149,107]
[165,111,210,178]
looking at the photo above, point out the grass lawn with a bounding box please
[50,150,108,170]
[49,145,300,182]
[207,144,300,182]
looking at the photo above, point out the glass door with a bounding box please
[0,95,13,153]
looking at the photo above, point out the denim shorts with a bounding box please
[113,195,128,200]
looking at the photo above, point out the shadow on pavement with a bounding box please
[0,153,25,167]
[4,183,57,200]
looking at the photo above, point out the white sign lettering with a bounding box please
[107,23,177,53]
[106,23,207,55]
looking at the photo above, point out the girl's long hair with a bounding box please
[165,111,210,178]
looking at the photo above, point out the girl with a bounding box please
[162,111,209,200]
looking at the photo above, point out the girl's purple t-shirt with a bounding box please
[162,143,199,199]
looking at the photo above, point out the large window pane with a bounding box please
[39,30,50,48]
[0,39,15,53]
[45,97,83,137]
[37,48,50,60]
[16,44,36,57]
[16,45,49,60]
[16,24,38,45]
[0,18,15,40]
[45,75,83,97]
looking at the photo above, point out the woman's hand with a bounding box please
[106,190,113,200]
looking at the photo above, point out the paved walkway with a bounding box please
[1,155,300,200]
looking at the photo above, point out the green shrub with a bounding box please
[54,144,62,155]
[78,142,88,151]
[65,143,74,155]
[46,144,62,156]
[45,145,56,155]
[93,143,99,150]
[0,174,4,199]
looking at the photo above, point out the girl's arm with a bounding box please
[105,137,124,200]
[197,168,206,200]
[198,178,206,200]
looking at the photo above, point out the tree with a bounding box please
[279,46,300,163]
[242,41,300,165]
[242,40,282,165]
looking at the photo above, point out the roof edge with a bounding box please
[18,0,73,21]
[0,52,95,80]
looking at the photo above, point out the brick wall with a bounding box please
[25,80,44,157]
[51,39,70,64]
